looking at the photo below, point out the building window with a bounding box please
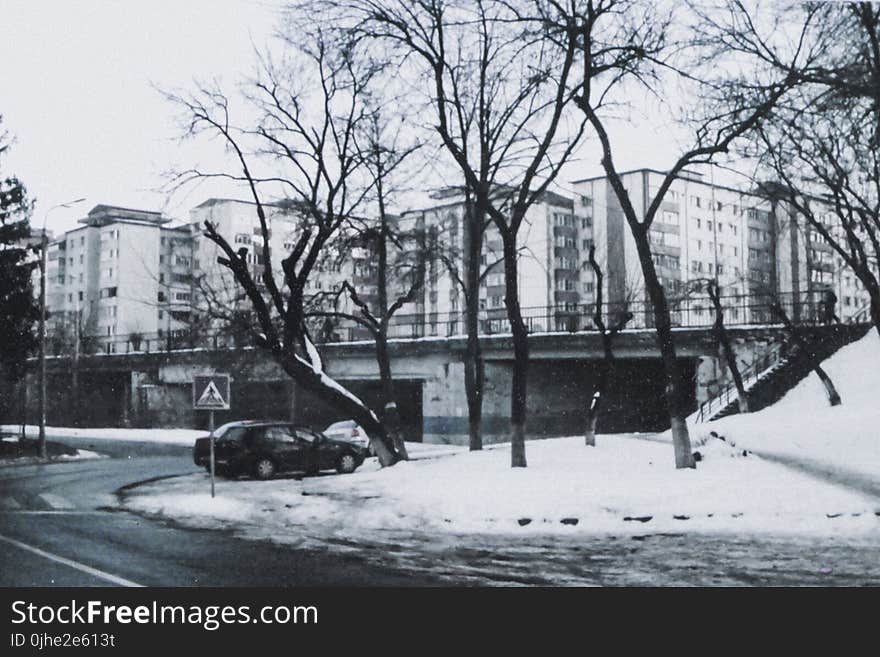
[580,195,592,207]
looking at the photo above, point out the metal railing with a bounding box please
[694,341,786,423]
[44,290,868,357]
[694,296,873,423]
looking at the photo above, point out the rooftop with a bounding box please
[79,204,170,227]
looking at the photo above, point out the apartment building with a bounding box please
[573,167,872,327]
[401,187,594,335]
[45,205,196,352]
[190,199,355,338]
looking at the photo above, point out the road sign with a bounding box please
[193,374,230,410]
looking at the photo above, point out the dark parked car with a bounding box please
[193,420,367,480]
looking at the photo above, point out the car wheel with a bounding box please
[336,453,358,474]
[253,458,276,480]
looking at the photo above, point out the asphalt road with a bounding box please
[2,436,879,586]
[0,438,445,586]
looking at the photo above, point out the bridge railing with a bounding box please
[45,289,861,356]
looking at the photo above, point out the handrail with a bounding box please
[696,301,874,423]
[695,340,786,423]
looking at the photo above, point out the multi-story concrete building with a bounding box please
[189,198,353,339]
[401,187,595,335]
[573,167,872,327]
[45,205,196,353]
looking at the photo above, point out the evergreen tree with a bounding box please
[0,116,39,386]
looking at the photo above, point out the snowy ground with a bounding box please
[122,434,879,543]
[690,330,880,480]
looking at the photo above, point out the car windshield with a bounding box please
[212,423,248,443]
[325,420,355,432]
[212,422,238,437]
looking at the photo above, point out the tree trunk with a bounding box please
[633,230,695,469]
[463,318,484,451]
[585,329,621,447]
[772,301,843,408]
[814,365,842,407]
[502,233,529,468]
[278,353,399,467]
[584,364,604,447]
[376,329,408,460]
[709,284,749,414]
[863,277,880,339]
[462,197,485,451]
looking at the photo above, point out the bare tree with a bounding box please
[745,4,880,337]
[705,279,749,414]
[770,298,841,407]
[305,109,425,459]
[526,0,819,468]
[584,245,633,446]
[327,0,587,467]
[166,34,402,466]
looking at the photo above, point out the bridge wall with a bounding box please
[8,326,813,444]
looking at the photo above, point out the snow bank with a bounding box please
[124,435,879,539]
[1,425,207,445]
[695,331,880,479]
[0,448,105,467]
[0,425,459,458]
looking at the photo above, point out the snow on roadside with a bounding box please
[123,435,880,541]
[693,331,880,479]
[1,425,206,445]
[0,447,105,467]
[0,425,465,460]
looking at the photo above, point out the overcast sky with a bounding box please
[0,0,285,234]
[0,0,728,237]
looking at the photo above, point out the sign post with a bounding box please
[193,374,231,498]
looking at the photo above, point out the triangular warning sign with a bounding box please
[197,381,227,408]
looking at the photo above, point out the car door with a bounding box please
[300,429,339,470]
[292,428,325,471]
[263,425,304,471]
[214,426,247,466]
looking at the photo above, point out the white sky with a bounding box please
[0,0,737,238]
[0,0,283,234]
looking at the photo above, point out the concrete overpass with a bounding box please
[13,323,833,445]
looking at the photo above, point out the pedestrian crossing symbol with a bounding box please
[193,374,230,410]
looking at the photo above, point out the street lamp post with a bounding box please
[37,198,86,458]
